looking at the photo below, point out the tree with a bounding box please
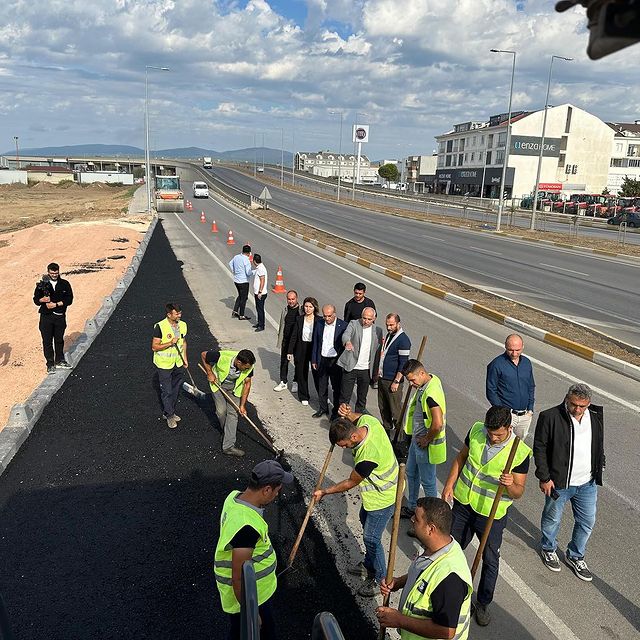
[601,187,610,195]
[378,163,399,184]
[619,175,640,197]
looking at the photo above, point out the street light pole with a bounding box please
[145,65,170,215]
[280,128,284,187]
[292,130,296,187]
[490,49,517,232]
[531,55,572,230]
[13,136,19,169]
[329,110,344,201]
[352,111,367,201]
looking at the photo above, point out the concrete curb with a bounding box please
[0,216,159,476]
[244,209,640,384]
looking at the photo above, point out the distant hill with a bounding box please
[2,144,292,165]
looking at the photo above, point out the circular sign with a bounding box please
[355,127,367,140]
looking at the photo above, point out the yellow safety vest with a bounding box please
[353,415,399,511]
[152,318,187,369]
[404,374,447,464]
[214,490,277,613]
[454,421,532,520]
[209,350,254,398]
[401,540,472,640]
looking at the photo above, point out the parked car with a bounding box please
[606,211,640,227]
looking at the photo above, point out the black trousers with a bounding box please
[39,313,67,366]
[340,368,370,413]
[233,282,250,316]
[295,341,318,402]
[317,355,342,417]
[157,366,185,417]
[279,345,290,383]
[254,293,267,329]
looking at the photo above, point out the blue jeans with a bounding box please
[406,437,437,509]
[358,503,395,582]
[541,479,598,560]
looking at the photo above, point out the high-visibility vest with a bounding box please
[353,415,399,511]
[152,318,187,369]
[454,421,532,520]
[401,540,472,640]
[214,490,277,613]
[403,374,447,464]
[209,350,254,398]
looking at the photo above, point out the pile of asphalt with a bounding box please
[0,223,375,639]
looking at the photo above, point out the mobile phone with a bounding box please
[550,488,560,501]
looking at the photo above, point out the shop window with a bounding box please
[486,151,492,165]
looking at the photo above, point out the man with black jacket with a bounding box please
[33,262,73,373]
[534,383,605,582]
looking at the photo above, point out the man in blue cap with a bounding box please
[214,460,293,640]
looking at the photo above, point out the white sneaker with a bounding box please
[291,382,298,393]
[273,381,287,392]
[301,400,309,406]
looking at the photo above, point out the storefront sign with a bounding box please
[510,136,561,157]
[435,167,514,186]
[538,182,562,192]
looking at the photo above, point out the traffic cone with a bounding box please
[188,201,193,211]
[272,265,286,293]
[211,220,218,233]
[200,211,206,223]
[227,229,236,245]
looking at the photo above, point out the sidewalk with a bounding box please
[127,183,149,215]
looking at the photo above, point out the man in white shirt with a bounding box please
[337,307,383,413]
[252,254,268,332]
[229,244,253,320]
[534,383,605,582]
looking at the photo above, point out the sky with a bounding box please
[1,0,638,160]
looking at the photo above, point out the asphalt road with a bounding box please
[255,165,640,245]
[0,223,374,640]
[207,166,640,348]
[170,175,640,640]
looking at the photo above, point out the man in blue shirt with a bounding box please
[486,334,535,439]
[229,244,253,320]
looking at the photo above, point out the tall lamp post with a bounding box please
[145,65,170,215]
[351,111,368,201]
[490,49,517,232]
[280,128,284,186]
[530,54,572,230]
[329,110,344,201]
[13,136,19,169]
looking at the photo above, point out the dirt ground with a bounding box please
[0,182,151,429]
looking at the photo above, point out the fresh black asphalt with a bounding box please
[0,222,375,640]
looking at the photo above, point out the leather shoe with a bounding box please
[312,410,328,418]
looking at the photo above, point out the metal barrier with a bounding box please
[240,562,260,640]
[618,221,628,245]
[311,612,346,640]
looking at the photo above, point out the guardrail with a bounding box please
[240,562,259,640]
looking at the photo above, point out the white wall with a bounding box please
[79,172,134,185]
[0,170,28,185]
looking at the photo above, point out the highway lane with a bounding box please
[253,164,640,245]
[170,175,640,640]
[206,166,640,348]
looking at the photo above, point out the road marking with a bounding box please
[469,245,502,256]
[539,263,590,276]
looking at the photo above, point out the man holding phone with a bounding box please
[534,383,605,582]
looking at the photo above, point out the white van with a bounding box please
[193,181,209,198]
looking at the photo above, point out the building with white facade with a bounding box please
[295,151,379,184]
[404,155,437,191]
[435,105,613,199]
[607,121,640,193]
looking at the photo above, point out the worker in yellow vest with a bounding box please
[152,303,188,429]
[215,459,293,640]
[314,404,399,598]
[442,405,532,627]
[400,359,447,537]
[376,497,473,640]
[201,348,256,457]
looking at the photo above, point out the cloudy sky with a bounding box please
[1,0,637,159]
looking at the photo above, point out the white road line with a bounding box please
[469,245,503,256]
[539,263,590,276]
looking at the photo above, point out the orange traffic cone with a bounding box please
[200,211,206,223]
[227,229,236,245]
[272,265,286,293]
[187,201,193,211]
[211,220,219,233]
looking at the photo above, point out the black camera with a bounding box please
[35,274,52,299]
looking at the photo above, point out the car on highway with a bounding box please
[257,166,264,173]
[606,211,640,227]
[192,181,209,198]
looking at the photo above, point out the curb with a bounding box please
[0,216,158,476]
[242,208,640,384]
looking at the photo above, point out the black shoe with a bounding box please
[254,326,264,332]
[47,365,56,374]
[231,310,239,318]
[475,603,491,626]
[565,556,593,582]
[400,506,415,519]
[312,410,328,418]
[238,315,250,321]
[55,360,72,369]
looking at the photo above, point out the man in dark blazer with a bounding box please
[337,307,383,413]
[311,304,347,419]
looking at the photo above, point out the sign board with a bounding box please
[538,182,562,193]
[510,136,562,157]
[352,124,370,143]
[258,187,272,200]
